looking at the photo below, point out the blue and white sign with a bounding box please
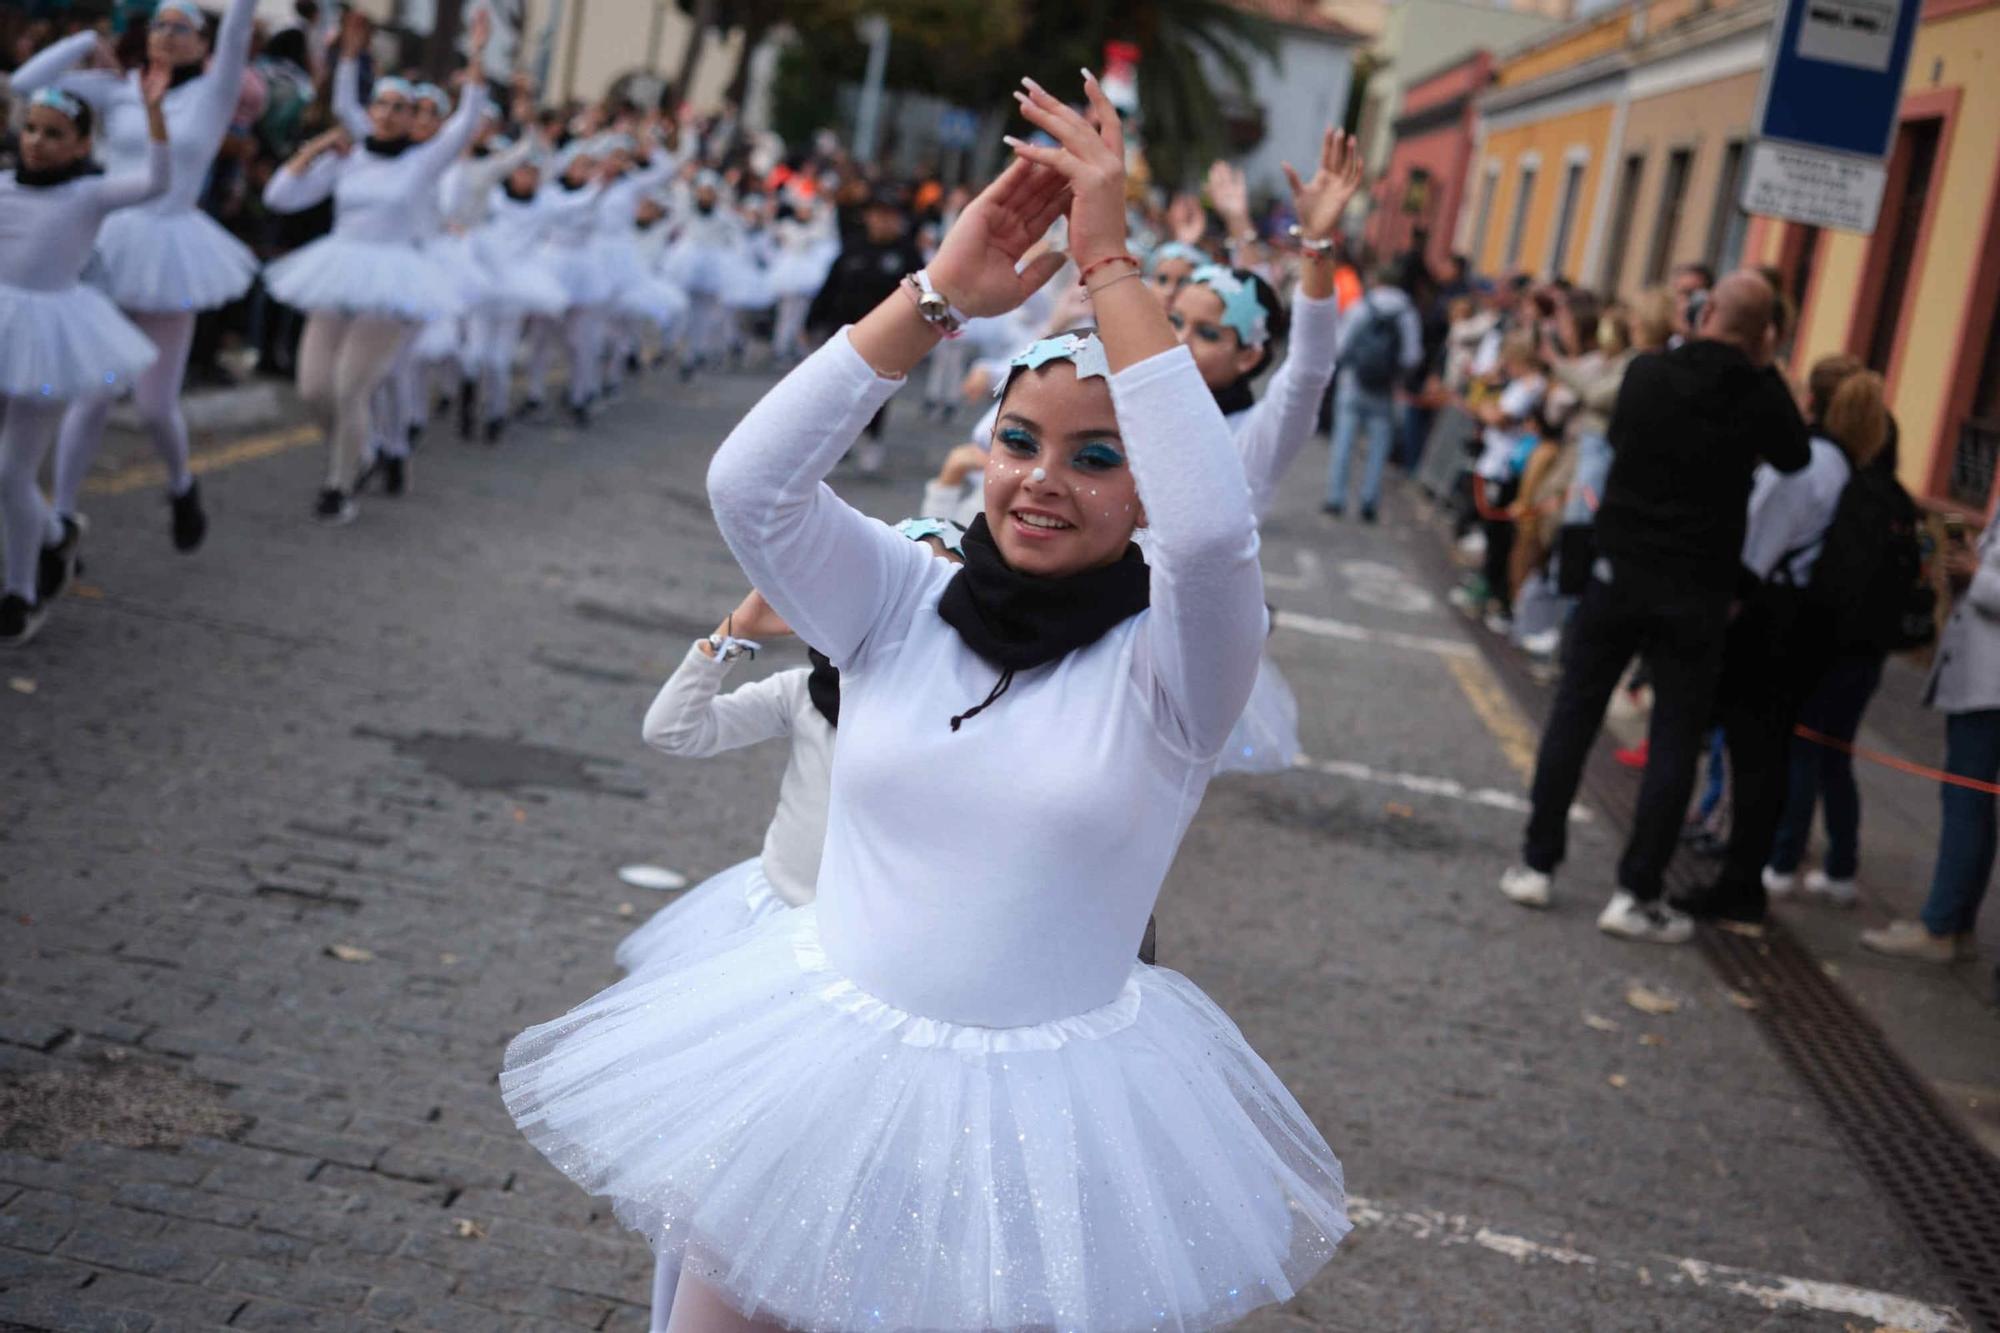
[1741,0,1922,232]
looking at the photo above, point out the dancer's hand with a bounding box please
[1005,70,1129,273]
[1284,128,1363,244]
[922,154,1072,319]
[1166,191,1205,245]
[465,7,490,66]
[140,64,171,140]
[339,10,370,60]
[709,589,791,646]
[1207,160,1252,240]
[937,443,988,487]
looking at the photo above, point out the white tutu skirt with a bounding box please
[766,247,830,298]
[263,235,461,321]
[409,313,460,362]
[0,282,158,399]
[503,904,1349,1333]
[468,231,568,315]
[718,248,773,311]
[1218,655,1302,776]
[426,233,493,309]
[597,239,688,325]
[96,206,258,313]
[541,245,615,308]
[614,857,786,974]
[660,238,727,297]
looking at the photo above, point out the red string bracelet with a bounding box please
[1078,253,1140,286]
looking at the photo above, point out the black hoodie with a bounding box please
[1594,338,1809,596]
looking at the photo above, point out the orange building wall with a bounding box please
[1497,14,1630,87]
[1472,103,1618,277]
[1606,70,1762,297]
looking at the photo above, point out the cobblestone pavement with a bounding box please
[0,362,1976,1331]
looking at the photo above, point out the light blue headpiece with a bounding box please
[371,75,416,103]
[895,516,967,554]
[1187,263,1271,347]
[153,0,207,24]
[30,88,85,122]
[412,83,449,110]
[1144,241,1207,274]
[994,331,1111,394]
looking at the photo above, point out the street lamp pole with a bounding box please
[853,14,890,168]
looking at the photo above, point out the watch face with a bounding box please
[918,292,949,319]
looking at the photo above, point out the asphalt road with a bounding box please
[0,357,1972,1331]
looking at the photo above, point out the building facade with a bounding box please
[1366,50,1494,271]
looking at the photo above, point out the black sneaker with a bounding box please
[405,422,421,452]
[484,416,504,445]
[625,351,641,376]
[1321,503,1345,518]
[37,515,84,603]
[170,479,207,552]
[382,456,407,496]
[1669,880,1767,931]
[518,396,545,421]
[1360,504,1379,524]
[0,593,47,646]
[458,380,477,440]
[569,399,591,428]
[313,487,357,525]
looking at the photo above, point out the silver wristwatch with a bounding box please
[903,270,967,339]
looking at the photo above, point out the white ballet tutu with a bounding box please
[598,239,689,325]
[660,238,725,297]
[718,248,774,312]
[470,233,569,316]
[541,246,616,308]
[409,313,460,362]
[1218,655,1302,776]
[503,903,1349,1332]
[766,246,829,299]
[614,857,786,974]
[0,282,159,399]
[263,235,461,321]
[96,206,258,313]
[426,232,493,309]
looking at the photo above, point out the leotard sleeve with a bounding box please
[641,645,800,757]
[262,149,340,211]
[9,31,126,109]
[706,329,932,668]
[192,0,258,146]
[331,57,373,141]
[91,135,171,213]
[1112,345,1267,759]
[404,84,486,178]
[1232,290,1339,523]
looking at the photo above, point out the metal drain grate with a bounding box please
[1406,516,2000,1330]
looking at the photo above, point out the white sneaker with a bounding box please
[1520,628,1561,658]
[1761,866,1799,897]
[1859,919,1955,961]
[1457,530,1487,560]
[1596,891,1694,945]
[1483,611,1514,637]
[1802,869,1857,906]
[1499,865,1552,908]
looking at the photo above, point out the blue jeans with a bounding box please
[1397,403,1435,472]
[1768,654,1884,878]
[1921,709,2000,936]
[1326,388,1396,512]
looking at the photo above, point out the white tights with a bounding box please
[295,312,410,491]
[680,292,729,369]
[659,1271,786,1333]
[0,395,68,601]
[53,309,196,516]
[564,305,607,406]
[463,308,524,423]
[771,293,810,362]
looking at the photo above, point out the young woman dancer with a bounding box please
[764,192,835,365]
[438,119,552,439]
[261,14,489,522]
[529,139,616,426]
[503,72,1347,1332]
[0,73,171,644]
[593,129,687,403]
[14,0,256,553]
[491,153,604,427]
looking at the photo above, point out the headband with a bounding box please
[554,140,596,172]
[412,83,448,109]
[29,87,85,122]
[1145,241,1208,274]
[895,516,967,554]
[995,332,1111,393]
[1186,263,1271,348]
[372,76,416,103]
[153,0,207,24]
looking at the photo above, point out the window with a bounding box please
[1864,118,1942,374]
[1471,163,1499,268]
[1504,161,1538,270]
[1547,158,1586,278]
[1403,167,1433,219]
[1644,147,1692,284]
[1951,306,2000,507]
[1600,154,1644,294]
[1706,140,1748,273]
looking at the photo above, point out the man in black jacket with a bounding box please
[807,187,924,472]
[1498,271,1809,943]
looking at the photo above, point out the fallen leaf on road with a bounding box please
[1723,989,1758,1011]
[325,943,374,963]
[439,953,459,966]
[1582,1013,1620,1033]
[616,902,635,917]
[71,582,103,600]
[511,808,527,822]
[1383,802,1414,819]
[1638,1033,1665,1047]
[7,677,35,694]
[451,1218,486,1240]
[1607,1074,1628,1089]
[1821,960,1842,979]
[1624,984,1681,1016]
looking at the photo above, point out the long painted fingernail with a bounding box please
[1081,67,1097,83]
[1002,135,1025,148]
[1022,76,1044,94]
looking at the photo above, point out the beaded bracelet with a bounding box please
[1085,270,1142,298]
[1078,253,1140,286]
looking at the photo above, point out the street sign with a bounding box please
[1741,0,1921,233]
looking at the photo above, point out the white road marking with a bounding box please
[1348,1196,1968,1332]
[1273,608,1475,658]
[1261,548,1324,591]
[1338,558,1439,614]
[1294,755,1591,824]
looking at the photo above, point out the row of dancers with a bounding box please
[0,1,839,644]
[502,81,1371,1329]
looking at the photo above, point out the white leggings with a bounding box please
[772,293,810,362]
[53,308,196,516]
[463,308,524,423]
[0,395,68,601]
[680,292,730,368]
[296,312,410,491]
[564,305,607,406]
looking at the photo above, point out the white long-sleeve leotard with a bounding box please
[1226,290,1341,520]
[262,84,486,240]
[0,140,169,291]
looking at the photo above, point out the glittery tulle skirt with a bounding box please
[0,282,157,399]
[263,236,461,320]
[1217,654,1301,776]
[501,904,1349,1332]
[613,856,785,974]
[96,206,258,313]
[765,246,831,298]
[597,239,687,326]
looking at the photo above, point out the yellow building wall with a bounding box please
[1474,102,1618,275]
[1790,3,2000,498]
[1498,13,1631,87]
[1609,69,1762,296]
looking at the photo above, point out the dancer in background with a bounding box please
[503,71,1346,1332]
[764,192,834,366]
[261,11,488,522]
[15,0,258,553]
[1,73,171,644]
[591,126,685,404]
[529,139,615,426]
[438,114,551,440]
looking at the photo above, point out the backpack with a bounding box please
[1345,296,1402,393]
[1806,469,1936,655]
